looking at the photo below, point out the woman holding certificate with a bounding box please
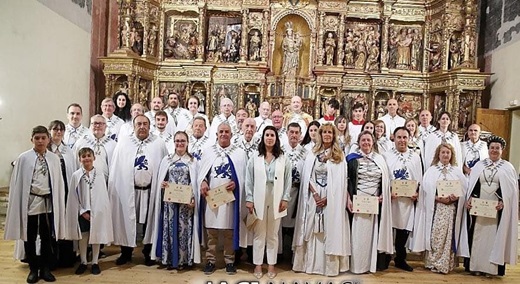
[151,131,200,270]
[245,126,292,279]
[346,130,393,274]
[411,143,466,274]
[459,136,518,276]
[293,123,350,276]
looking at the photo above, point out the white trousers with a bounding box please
[253,183,281,265]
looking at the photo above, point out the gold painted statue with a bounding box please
[282,21,303,77]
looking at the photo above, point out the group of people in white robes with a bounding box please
[4,94,519,283]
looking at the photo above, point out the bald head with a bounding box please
[291,96,302,113]
[467,124,481,143]
[386,99,399,116]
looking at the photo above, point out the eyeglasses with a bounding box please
[52,128,64,132]
[174,140,187,143]
[91,122,106,126]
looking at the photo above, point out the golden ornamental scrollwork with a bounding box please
[346,4,380,16]
[457,78,485,88]
[163,0,198,5]
[248,12,264,29]
[243,0,270,6]
[318,1,346,10]
[392,8,426,17]
[104,63,134,72]
[398,80,426,90]
[343,78,370,87]
[102,0,489,130]
[323,15,339,32]
[372,78,399,88]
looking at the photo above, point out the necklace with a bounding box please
[82,168,96,190]
[37,153,48,177]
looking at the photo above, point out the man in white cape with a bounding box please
[197,122,247,275]
[108,115,168,266]
[74,114,116,179]
[383,127,423,271]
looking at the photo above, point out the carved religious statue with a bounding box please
[396,28,412,69]
[324,32,336,66]
[281,21,303,77]
[249,31,261,61]
[449,34,461,69]
[245,97,257,117]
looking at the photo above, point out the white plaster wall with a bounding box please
[488,39,520,172]
[0,0,91,187]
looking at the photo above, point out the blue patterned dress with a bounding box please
[156,155,194,268]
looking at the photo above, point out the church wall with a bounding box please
[0,0,91,187]
[482,0,520,172]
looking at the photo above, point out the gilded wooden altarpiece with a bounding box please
[101,0,488,134]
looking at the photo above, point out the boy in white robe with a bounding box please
[4,126,66,283]
[66,147,113,275]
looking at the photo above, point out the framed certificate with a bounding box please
[437,180,462,197]
[353,195,379,215]
[206,183,235,209]
[163,183,193,204]
[470,198,498,219]
[392,180,417,197]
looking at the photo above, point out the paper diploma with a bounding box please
[392,180,417,197]
[206,183,235,209]
[436,180,462,197]
[353,195,379,215]
[163,183,193,204]
[470,198,498,219]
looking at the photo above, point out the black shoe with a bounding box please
[75,263,88,275]
[225,263,237,275]
[26,270,39,283]
[395,261,414,272]
[91,264,101,275]
[144,257,155,267]
[39,268,56,282]
[99,251,107,259]
[203,262,215,275]
[115,255,131,265]
[166,265,175,270]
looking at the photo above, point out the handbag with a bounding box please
[244,211,258,231]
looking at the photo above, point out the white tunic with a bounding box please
[208,114,238,142]
[196,144,247,246]
[64,124,88,149]
[254,116,272,135]
[108,133,168,247]
[380,113,405,138]
[65,168,113,244]
[4,150,66,241]
[423,130,462,170]
[176,111,210,137]
[383,148,423,231]
[73,134,116,180]
[461,140,488,170]
[153,129,175,155]
[145,111,176,135]
[103,114,124,141]
[458,159,518,268]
